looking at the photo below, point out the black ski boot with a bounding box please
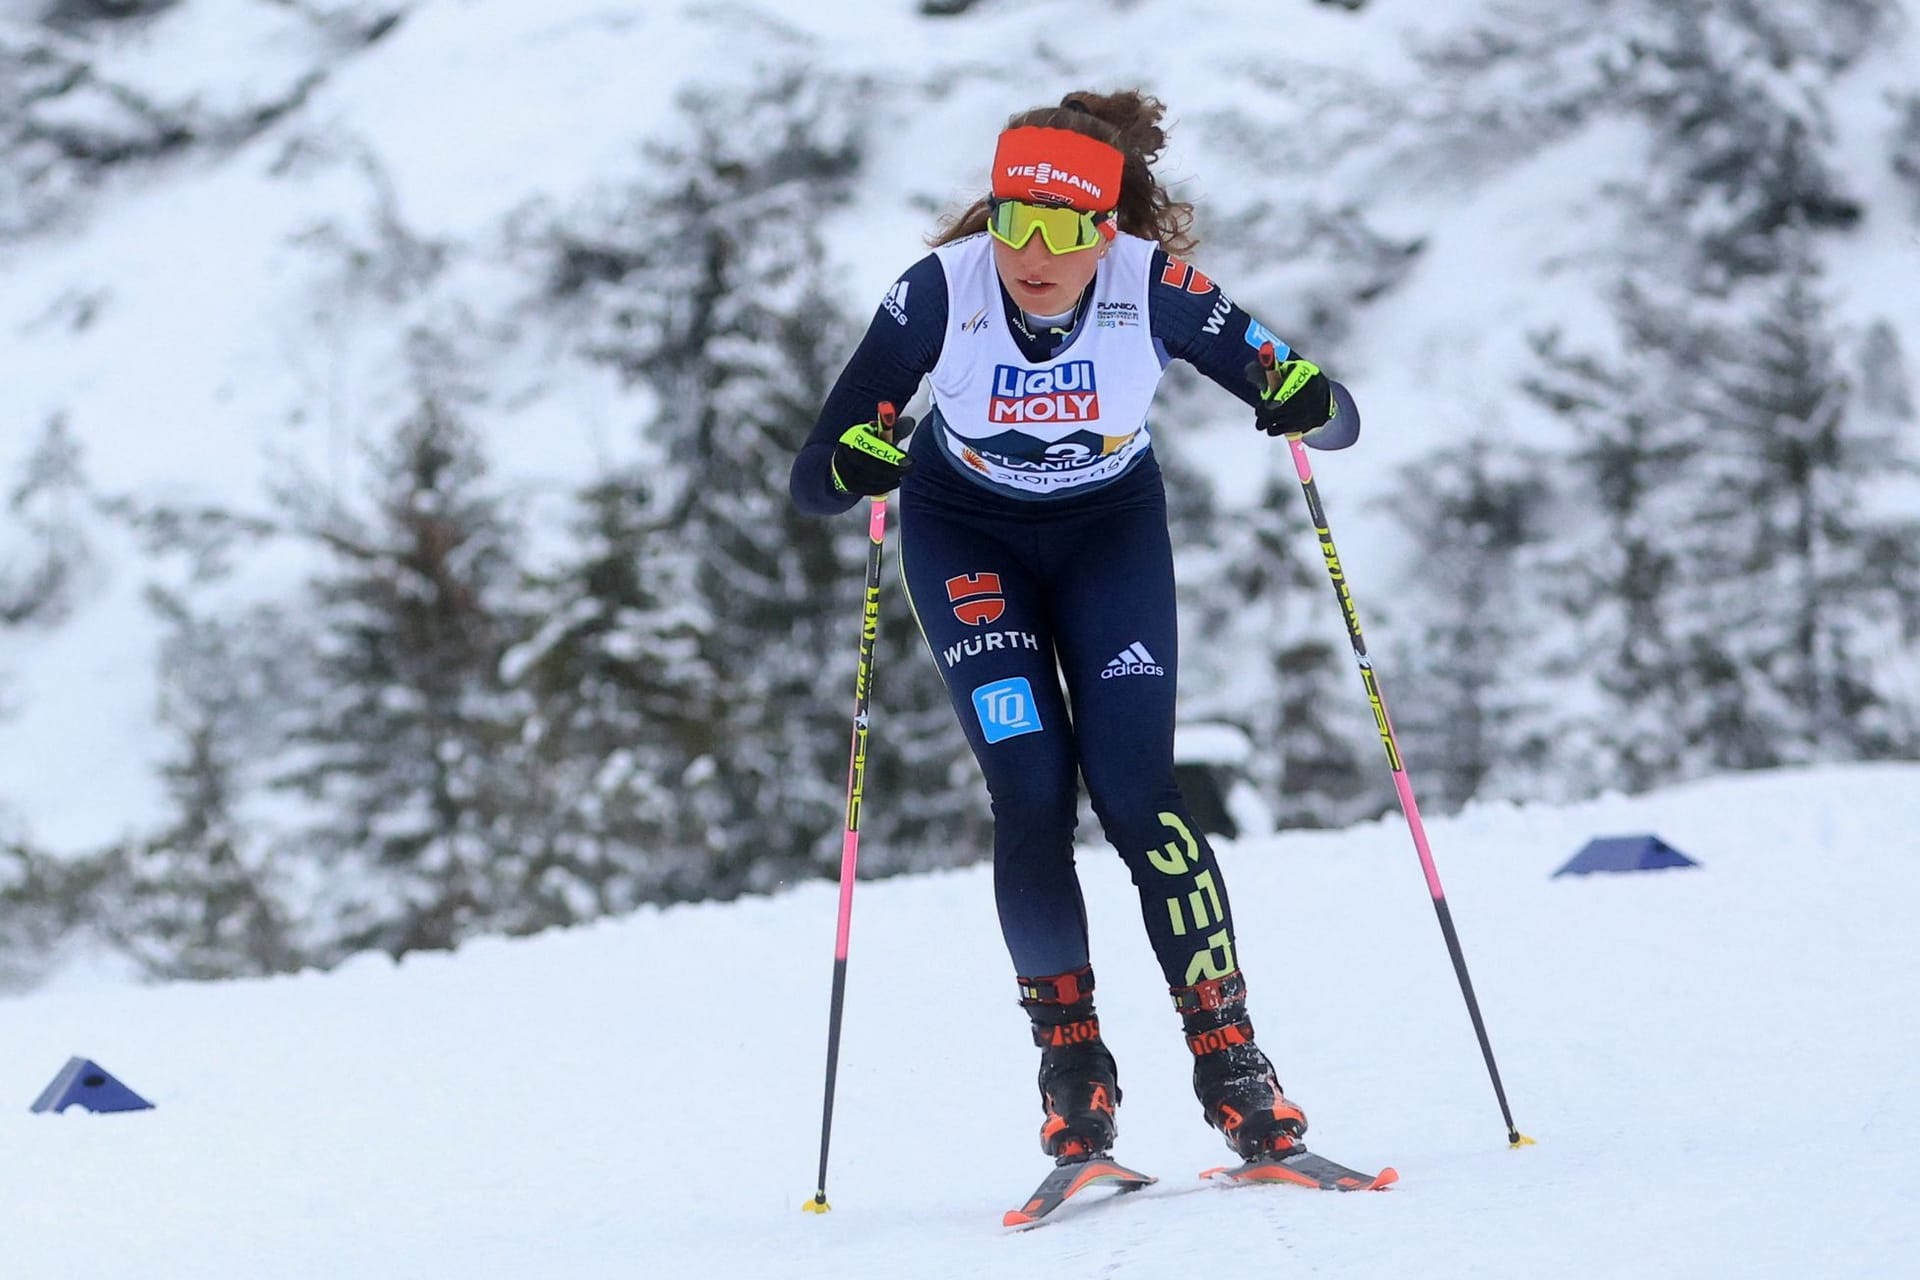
[1020,966,1121,1161]
[1173,970,1308,1159]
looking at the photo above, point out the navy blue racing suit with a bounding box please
[790,243,1357,989]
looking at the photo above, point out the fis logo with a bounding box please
[1101,641,1165,680]
[961,307,992,335]
[947,572,1006,626]
[989,362,1100,424]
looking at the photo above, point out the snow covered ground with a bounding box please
[5,763,1914,1278]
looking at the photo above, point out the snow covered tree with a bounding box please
[1408,1,1628,174]
[273,338,540,961]
[507,468,712,912]
[1674,236,1920,764]
[0,833,70,991]
[1523,291,1713,792]
[94,589,301,979]
[1173,448,1377,831]
[1378,438,1557,810]
[0,416,95,811]
[1617,1,1873,290]
[1527,230,1920,785]
[1,414,93,628]
[541,67,977,895]
[1414,0,1896,287]
[0,8,339,239]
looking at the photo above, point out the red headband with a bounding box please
[991,126,1124,213]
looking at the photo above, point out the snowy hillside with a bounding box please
[4,764,1915,1278]
[6,0,1919,860]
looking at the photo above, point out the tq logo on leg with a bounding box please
[971,676,1042,743]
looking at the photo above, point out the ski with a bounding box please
[1002,1154,1157,1228]
[1201,1142,1398,1192]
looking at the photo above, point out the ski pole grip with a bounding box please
[1257,341,1281,394]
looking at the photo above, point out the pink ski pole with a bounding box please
[805,404,898,1213]
[1260,345,1531,1148]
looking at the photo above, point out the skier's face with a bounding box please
[992,220,1107,316]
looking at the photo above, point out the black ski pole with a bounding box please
[804,402,898,1214]
[1260,346,1532,1148]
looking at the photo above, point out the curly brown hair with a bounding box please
[931,89,1198,258]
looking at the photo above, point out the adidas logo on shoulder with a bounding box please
[882,280,910,326]
[1101,642,1165,679]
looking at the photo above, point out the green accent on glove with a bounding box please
[838,422,908,464]
[1262,357,1323,405]
[831,422,910,495]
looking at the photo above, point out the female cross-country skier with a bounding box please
[789,89,1359,1170]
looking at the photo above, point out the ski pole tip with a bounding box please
[1508,1131,1536,1149]
[802,1194,832,1214]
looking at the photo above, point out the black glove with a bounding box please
[830,409,915,497]
[1245,350,1336,438]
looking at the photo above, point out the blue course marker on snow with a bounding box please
[30,1057,155,1114]
[1553,834,1700,878]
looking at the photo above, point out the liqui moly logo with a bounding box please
[990,362,1100,424]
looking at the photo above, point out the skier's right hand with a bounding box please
[1246,345,1336,438]
[831,407,915,497]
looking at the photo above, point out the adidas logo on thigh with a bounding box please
[1101,642,1165,679]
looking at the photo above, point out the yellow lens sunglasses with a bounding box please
[987,198,1112,255]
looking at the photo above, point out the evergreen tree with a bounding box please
[509,468,711,911]
[274,337,537,961]
[0,416,96,837]
[97,589,300,980]
[1414,0,1898,276]
[1677,235,1920,763]
[1618,0,1873,290]
[0,834,68,991]
[1176,461,1377,830]
[1,414,93,628]
[1380,437,1556,810]
[1523,291,1711,792]
[1530,240,1920,782]
[543,68,976,894]
[1490,0,1916,784]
